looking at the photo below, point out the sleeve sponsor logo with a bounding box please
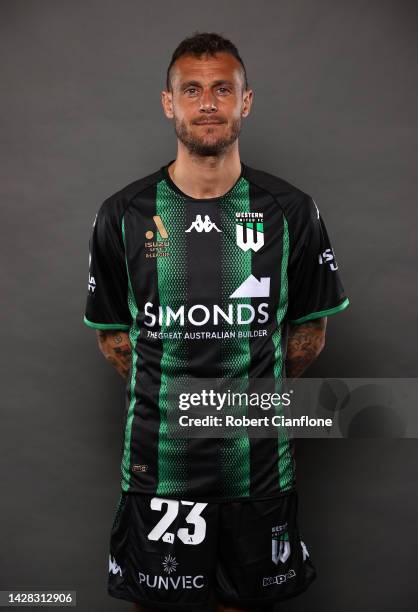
[87,252,96,293]
[318,248,338,271]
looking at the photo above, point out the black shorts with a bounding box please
[108,490,316,610]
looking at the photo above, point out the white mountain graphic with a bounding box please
[229,275,270,298]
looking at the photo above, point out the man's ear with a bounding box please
[161,90,174,119]
[241,89,254,118]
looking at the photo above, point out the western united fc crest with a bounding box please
[236,212,264,252]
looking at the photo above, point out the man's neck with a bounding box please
[167,143,242,199]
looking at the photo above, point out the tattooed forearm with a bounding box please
[285,317,327,379]
[96,330,132,380]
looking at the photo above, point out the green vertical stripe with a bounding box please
[272,216,294,490]
[121,216,140,492]
[155,180,189,496]
[220,177,251,497]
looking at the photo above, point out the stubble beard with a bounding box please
[174,117,242,157]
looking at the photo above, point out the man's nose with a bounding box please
[199,88,217,111]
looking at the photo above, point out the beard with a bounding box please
[174,117,242,157]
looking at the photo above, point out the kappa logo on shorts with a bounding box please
[109,555,122,577]
[263,569,296,587]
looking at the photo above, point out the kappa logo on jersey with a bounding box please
[186,214,221,233]
[109,555,122,576]
[319,248,338,271]
[230,275,270,298]
[236,212,264,252]
[145,215,170,258]
[162,554,179,575]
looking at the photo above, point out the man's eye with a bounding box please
[185,88,198,95]
[217,87,230,94]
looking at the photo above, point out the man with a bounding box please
[84,32,349,612]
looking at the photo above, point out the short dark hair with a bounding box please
[166,32,248,91]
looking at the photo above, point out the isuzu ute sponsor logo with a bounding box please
[318,248,338,271]
[236,212,264,252]
[186,214,221,233]
[145,215,170,258]
[145,215,168,240]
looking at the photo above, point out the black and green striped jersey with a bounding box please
[84,161,349,501]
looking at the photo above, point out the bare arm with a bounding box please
[95,330,132,380]
[285,317,327,379]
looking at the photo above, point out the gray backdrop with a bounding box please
[1,0,417,610]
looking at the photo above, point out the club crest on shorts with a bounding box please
[271,523,290,565]
[235,212,264,252]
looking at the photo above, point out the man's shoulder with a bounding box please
[244,164,312,213]
[104,168,163,207]
[97,167,164,221]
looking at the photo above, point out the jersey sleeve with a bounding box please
[286,196,349,324]
[83,198,132,331]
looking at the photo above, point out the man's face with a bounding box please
[162,52,253,157]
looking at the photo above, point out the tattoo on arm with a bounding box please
[285,317,327,379]
[96,330,132,380]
